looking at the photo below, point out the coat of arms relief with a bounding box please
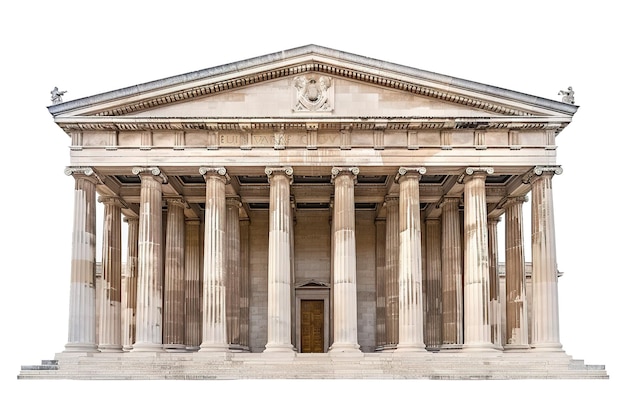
[293,75,333,112]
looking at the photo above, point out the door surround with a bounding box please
[295,280,330,353]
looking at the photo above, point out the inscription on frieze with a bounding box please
[220,134,242,146]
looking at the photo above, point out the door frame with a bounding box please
[295,281,330,353]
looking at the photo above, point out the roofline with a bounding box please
[48,44,578,116]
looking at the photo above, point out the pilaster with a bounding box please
[239,218,251,350]
[440,197,463,348]
[487,216,503,349]
[184,219,201,350]
[504,197,530,350]
[164,198,186,351]
[375,218,386,349]
[226,197,242,350]
[122,216,138,351]
[425,218,442,350]
[384,195,399,348]
[97,196,124,352]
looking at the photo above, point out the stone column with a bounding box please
[375,218,386,349]
[329,166,361,353]
[132,167,165,352]
[226,197,242,349]
[504,197,529,349]
[122,216,138,351]
[240,218,251,350]
[97,196,123,352]
[64,167,99,352]
[462,167,496,351]
[384,195,399,348]
[264,167,295,353]
[425,218,442,350]
[199,167,229,352]
[395,167,427,352]
[441,197,463,348]
[528,167,563,351]
[487,216,503,349]
[164,198,186,351]
[184,219,201,350]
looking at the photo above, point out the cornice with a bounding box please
[54,116,572,134]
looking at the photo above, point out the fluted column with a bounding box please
[441,197,463,348]
[384,195,399,348]
[487,216,503,349]
[395,167,427,352]
[132,167,165,352]
[184,219,201,350]
[98,196,123,352]
[122,216,138,351]
[239,218,250,350]
[329,166,361,353]
[504,197,529,349]
[462,167,496,350]
[199,167,229,352]
[164,198,186,351]
[375,218,386,349]
[64,167,99,352]
[425,218,442,350]
[226,197,242,349]
[264,167,295,353]
[528,167,563,351]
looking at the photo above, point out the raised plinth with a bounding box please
[18,351,607,380]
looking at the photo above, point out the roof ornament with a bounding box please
[50,86,67,104]
[558,86,575,104]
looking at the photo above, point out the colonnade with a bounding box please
[63,165,563,354]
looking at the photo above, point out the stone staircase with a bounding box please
[17,351,608,380]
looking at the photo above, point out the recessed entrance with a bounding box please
[301,300,324,353]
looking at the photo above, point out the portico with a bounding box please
[18,45,607,379]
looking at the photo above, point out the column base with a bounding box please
[439,343,463,351]
[98,344,124,352]
[263,343,295,354]
[164,344,187,352]
[199,342,229,353]
[63,343,98,353]
[329,343,361,355]
[504,344,530,352]
[395,343,428,354]
[530,342,564,352]
[462,342,500,352]
[131,342,164,352]
[185,346,201,352]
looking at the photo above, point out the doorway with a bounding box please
[301,300,324,353]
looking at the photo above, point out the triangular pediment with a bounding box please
[49,45,576,129]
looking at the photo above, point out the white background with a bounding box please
[1,1,621,415]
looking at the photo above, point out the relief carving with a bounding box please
[293,75,333,111]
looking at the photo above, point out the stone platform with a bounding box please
[17,351,608,380]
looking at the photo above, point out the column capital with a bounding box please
[132,166,168,183]
[331,166,359,183]
[498,195,528,210]
[199,166,230,183]
[64,166,102,183]
[97,196,127,208]
[165,197,188,209]
[265,166,293,183]
[437,196,461,208]
[384,195,399,205]
[487,215,502,224]
[123,215,139,224]
[226,196,243,208]
[458,166,494,183]
[395,166,426,183]
[522,165,563,184]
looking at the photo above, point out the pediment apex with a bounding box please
[49,44,577,119]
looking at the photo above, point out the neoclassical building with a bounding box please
[19,45,606,379]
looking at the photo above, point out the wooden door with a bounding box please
[301,300,324,353]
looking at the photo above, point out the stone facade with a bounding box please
[18,45,607,379]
